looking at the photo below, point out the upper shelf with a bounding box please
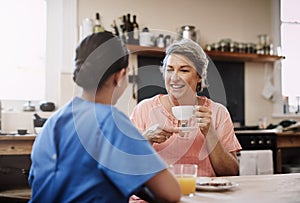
[127,44,165,57]
[126,44,284,63]
[205,50,284,63]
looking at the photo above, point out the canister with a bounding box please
[178,25,197,42]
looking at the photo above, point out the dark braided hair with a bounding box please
[73,31,129,90]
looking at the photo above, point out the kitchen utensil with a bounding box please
[40,102,55,112]
[139,28,154,47]
[23,101,35,112]
[17,129,27,135]
[178,25,197,42]
[33,113,47,127]
[172,106,194,121]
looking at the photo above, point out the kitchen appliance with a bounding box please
[178,25,197,42]
[235,129,278,174]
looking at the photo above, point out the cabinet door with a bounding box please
[137,55,166,102]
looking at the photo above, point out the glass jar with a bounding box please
[246,43,255,54]
[212,42,220,51]
[237,42,246,53]
[156,34,164,48]
[164,35,171,47]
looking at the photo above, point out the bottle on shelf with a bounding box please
[132,15,139,41]
[120,15,128,43]
[81,18,94,40]
[111,20,119,36]
[126,13,134,44]
[93,12,105,33]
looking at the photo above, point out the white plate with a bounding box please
[196,177,238,191]
[178,127,198,132]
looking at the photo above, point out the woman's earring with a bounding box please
[196,82,202,92]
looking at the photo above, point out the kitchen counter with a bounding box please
[234,128,282,134]
[276,131,300,148]
[0,135,36,155]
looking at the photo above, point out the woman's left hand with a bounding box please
[143,124,179,144]
[193,105,212,136]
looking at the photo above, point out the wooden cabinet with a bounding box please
[0,136,35,155]
[276,132,300,173]
[277,132,300,148]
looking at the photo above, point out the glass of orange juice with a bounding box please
[169,164,198,196]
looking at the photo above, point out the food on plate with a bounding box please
[197,178,232,187]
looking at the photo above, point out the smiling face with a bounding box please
[164,54,201,104]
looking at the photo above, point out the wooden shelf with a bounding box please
[205,50,284,63]
[126,44,284,62]
[127,44,165,57]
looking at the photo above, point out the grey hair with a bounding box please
[161,38,209,92]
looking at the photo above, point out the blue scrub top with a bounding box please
[28,97,166,203]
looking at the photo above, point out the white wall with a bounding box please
[69,0,279,126]
[78,0,273,47]
[1,0,286,133]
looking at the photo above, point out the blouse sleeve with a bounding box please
[213,103,242,152]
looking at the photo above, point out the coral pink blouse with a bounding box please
[130,94,242,177]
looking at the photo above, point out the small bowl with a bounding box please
[17,129,27,135]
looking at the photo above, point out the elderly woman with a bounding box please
[130,39,242,177]
[28,32,181,203]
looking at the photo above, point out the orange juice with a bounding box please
[176,176,196,195]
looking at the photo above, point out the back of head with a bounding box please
[73,31,129,90]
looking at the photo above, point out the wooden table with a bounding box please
[0,135,36,155]
[181,173,300,203]
[2,174,299,203]
[0,134,299,202]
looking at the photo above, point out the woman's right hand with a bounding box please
[143,124,179,144]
